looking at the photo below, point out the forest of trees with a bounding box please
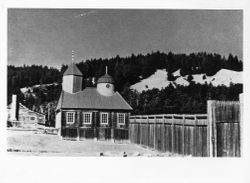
[61,51,242,92]
[8,51,243,124]
[8,65,61,102]
[123,83,242,115]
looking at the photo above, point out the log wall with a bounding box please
[61,110,130,141]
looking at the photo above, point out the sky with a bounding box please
[8,9,243,68]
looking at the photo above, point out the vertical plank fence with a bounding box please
[129,99,241,157]
[129,113,208,157]
[207,100,241,157]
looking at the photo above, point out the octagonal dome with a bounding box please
[97,74,114,84]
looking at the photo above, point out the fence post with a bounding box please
[147,115,149,147]
[162,115,165,152]
[171,114,175,154]
[239,93,243,157]
[194,115,198,156]
[192,115,197,156]
[154,115,156,150]
[182,115,185,155]
[207,100,216,157]
[134,116,136,143]
[140,116,142,145]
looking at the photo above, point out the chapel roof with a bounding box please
[56,87,132,111]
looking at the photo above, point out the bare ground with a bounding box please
[7,129,176,157]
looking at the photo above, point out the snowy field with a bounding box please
[7,129,175,157]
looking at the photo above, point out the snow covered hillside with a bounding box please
[20,83,60,99]
[20,83,59,93]
[130,69,242,92]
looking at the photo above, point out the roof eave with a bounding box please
[60,107,132,111]
[63,74,83,77]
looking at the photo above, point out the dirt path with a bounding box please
[7,129,174,157]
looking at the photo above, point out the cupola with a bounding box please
[97,66,115,96]
[62,51,83,93]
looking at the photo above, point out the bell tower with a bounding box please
[97,66,115,96]
[62,51,83,93]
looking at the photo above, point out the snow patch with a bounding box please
[130,69,170,92]
[207,69,242,87]
[192,74,207,85]
[20,87,29,93]
[173,69,181,77]
[20,83,58,94]
[131,69,242,92]
[174,77,189,86]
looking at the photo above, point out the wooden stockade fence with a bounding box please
[208,100,241,157]
[129,114,208,156]
[129,100,241,157]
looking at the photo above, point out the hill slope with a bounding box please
[130,69,242,92]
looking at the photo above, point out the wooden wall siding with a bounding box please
[126,113,130,128]
[130,100,241,157]
[72,75,83,93]
[95,111,100,127]
[61,111,66,127]
[114,129,129,140]
[99,128,105,140]
[61,110,130,140]
[17,106,45,124]
[111,112,116,128]
[76,111,80,127]
[79,128,95,139]
[91,112,95,128]
[98,128,111,140]
[61,128,78,139]
[208,101,241,157]
[129,114,209,157]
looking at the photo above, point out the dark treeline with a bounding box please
[8,51,243,119]
[63,51,242,92]
[8,65,61,103]
[8,65,61,88]
[123,83,242,115]
[8,51,242,95]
